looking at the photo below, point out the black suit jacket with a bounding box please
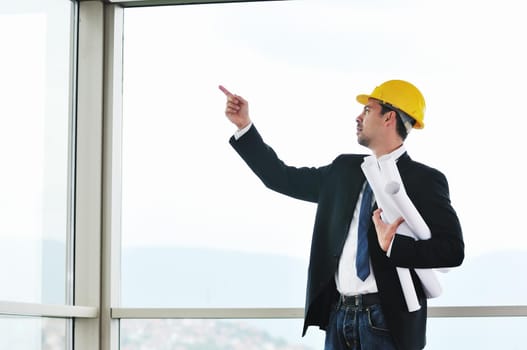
[230,125,464,350]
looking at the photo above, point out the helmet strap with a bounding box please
[380,100,415,134]
[398,110,415,134]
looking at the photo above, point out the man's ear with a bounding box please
[384,111,396,123]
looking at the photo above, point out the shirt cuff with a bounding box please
[234,122,253,140]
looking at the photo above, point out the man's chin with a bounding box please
[357,137,369,148]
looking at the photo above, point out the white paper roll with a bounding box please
[385,181,431,240]
[396,267,421,311]
[361,157,422,310]
[361,155,443,310]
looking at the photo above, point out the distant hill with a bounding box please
[120,246,527,349]
[24,240,525,308]
[121,246,527,308]
[121,246,309,308]
[120,246,316,348]
[120,318,316,350]
[429,250,527,306]
[5,240,523,349]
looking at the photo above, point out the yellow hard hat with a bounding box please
[356,80,426,129]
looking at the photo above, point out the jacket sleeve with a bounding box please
[389,167,464,269]
[229,125,330,203]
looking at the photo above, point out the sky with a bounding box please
[120,0,527,260]
[2,0,525,260]
[1,0,527,295]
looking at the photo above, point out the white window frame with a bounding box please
[0,1,99,349]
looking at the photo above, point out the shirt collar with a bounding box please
[377,144,406,162]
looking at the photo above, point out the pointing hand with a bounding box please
[219,85,251,129]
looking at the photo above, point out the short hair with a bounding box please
[380,103,416,140]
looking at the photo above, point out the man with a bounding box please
[220,80,464,350]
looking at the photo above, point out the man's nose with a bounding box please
[356,114,363,124]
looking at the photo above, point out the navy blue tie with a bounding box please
[356,182,373,281]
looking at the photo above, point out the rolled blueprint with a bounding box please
[378,157,430,239]
[361,157,421,311]
[361,155,442,312]
[378,157,445,296]
[379,157,450,277]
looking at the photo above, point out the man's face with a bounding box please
[356,99,385,148]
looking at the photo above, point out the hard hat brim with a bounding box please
[356,94,371,105]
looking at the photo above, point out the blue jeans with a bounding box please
[324,298,397,350]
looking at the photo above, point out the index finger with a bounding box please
[218,85,234,97]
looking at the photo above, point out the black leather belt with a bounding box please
[338,293,381,308]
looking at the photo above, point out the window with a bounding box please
[0,0,74,306]
[122,1,525,306]
[0,1,77,349]
[119,0,527,347]
[121,0,527,306]
[0,317,68,350]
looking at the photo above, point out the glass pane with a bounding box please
[0,1,74,304]
[427,317,527,349]
[121,319,324,350]
[0,316,69,350]
[430,252,527,306]
[121,0,527,308]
